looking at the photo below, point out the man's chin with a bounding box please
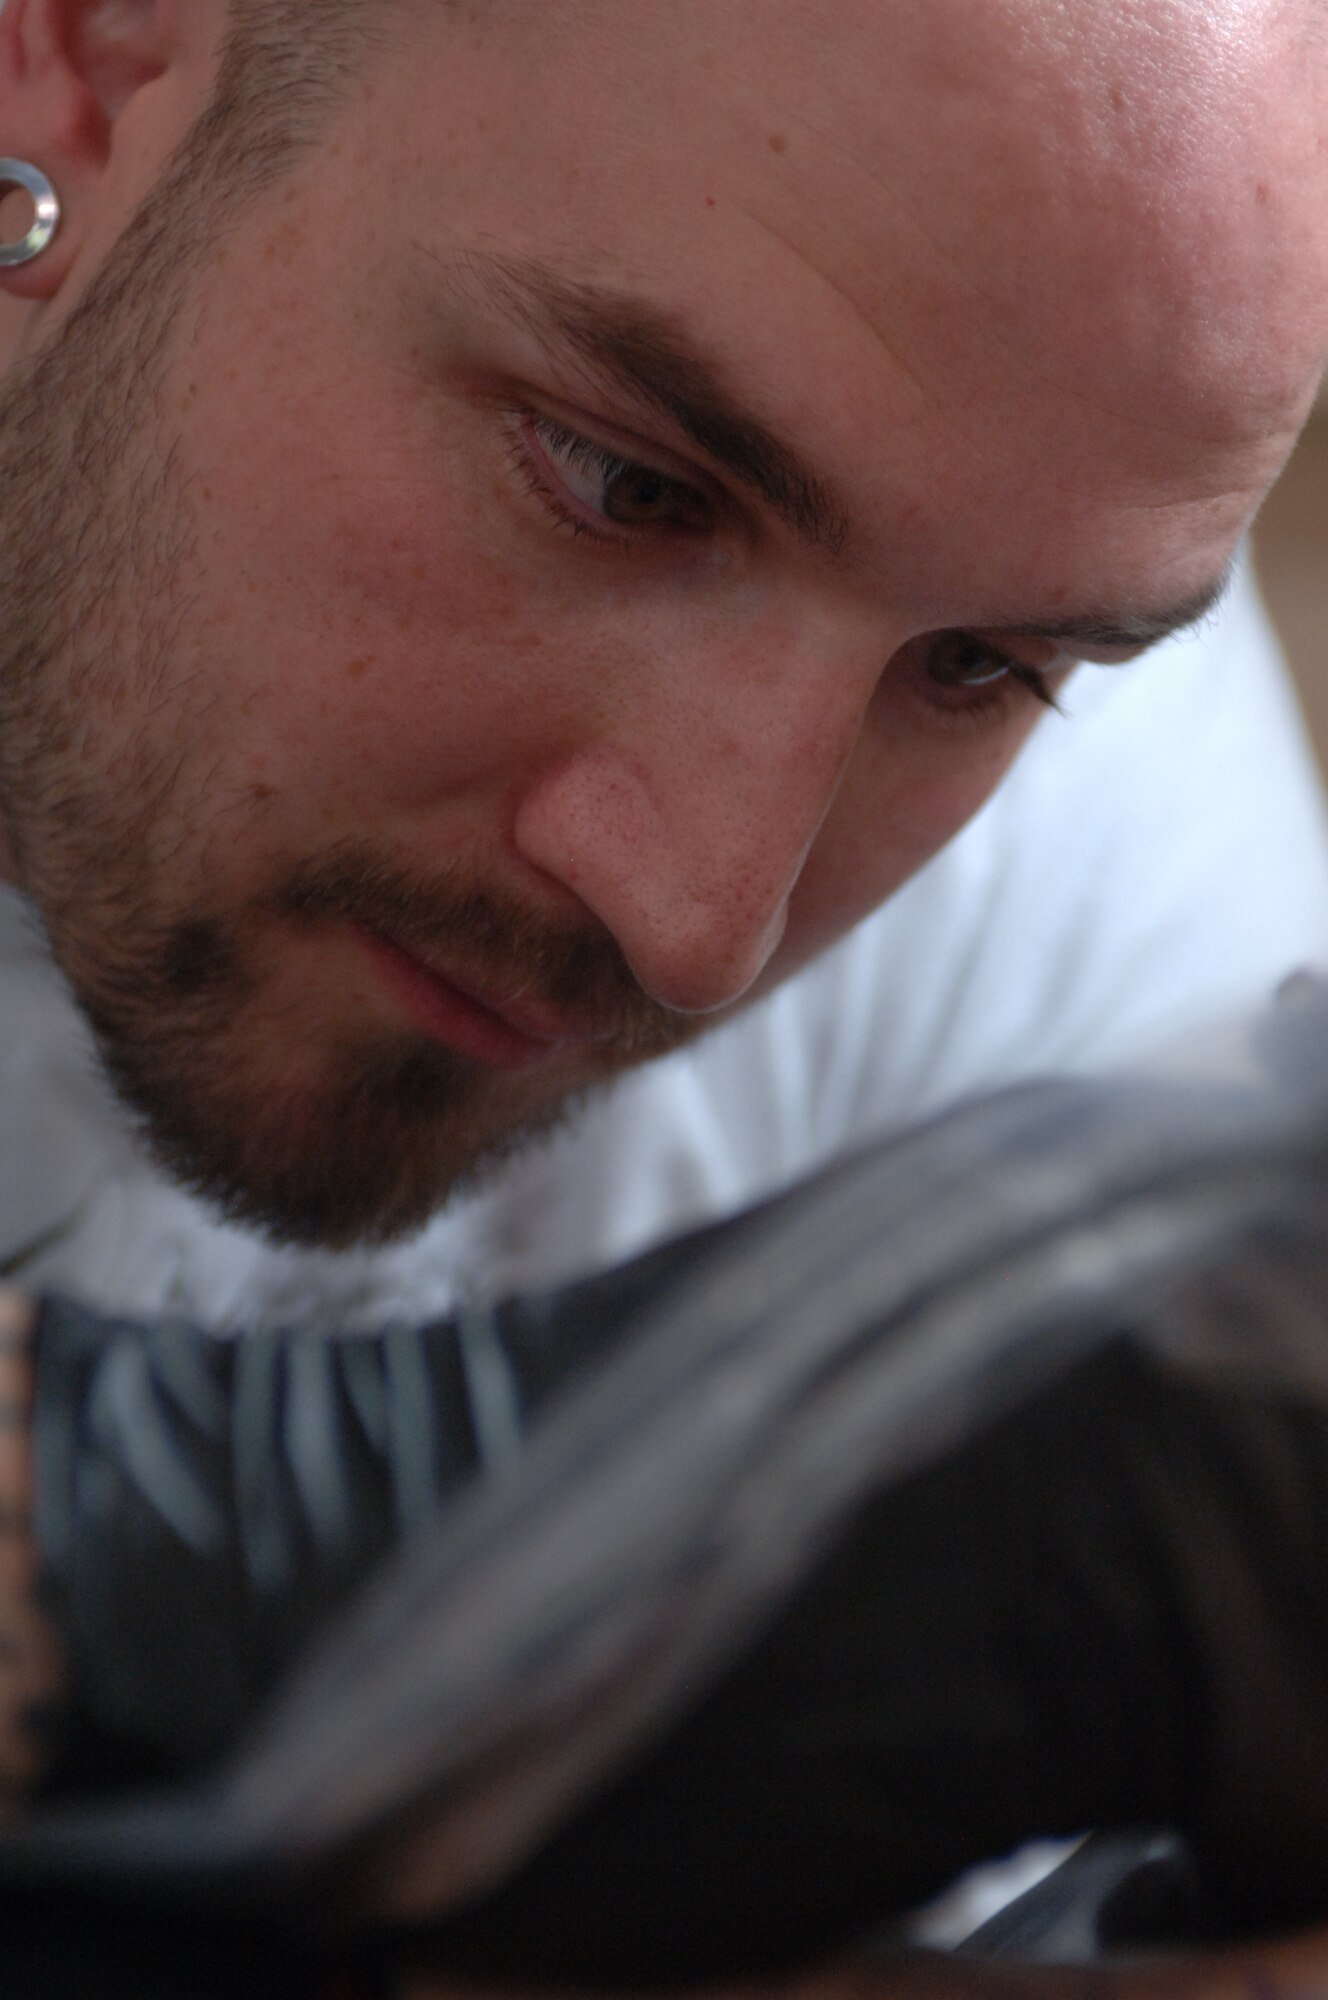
[153,1091,589,1251]
[101,1030,591,1251]
[295,1135,580,1250]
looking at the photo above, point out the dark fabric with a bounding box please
[0,1886,341,2000]
[34,1238,691,1776]
[421,1344,1328,1982]
[19,1330,1328,1986]
[10,987,1328,1986]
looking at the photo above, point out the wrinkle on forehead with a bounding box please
[742,168,1293,495]
[711,0,1325,452]
[408,0,1325,418]
[390,0,1323,511]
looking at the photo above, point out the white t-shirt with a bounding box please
[3,560,1326,1330]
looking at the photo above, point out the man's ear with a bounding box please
[0,0,171,299]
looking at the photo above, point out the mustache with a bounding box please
[270,846,693,1061]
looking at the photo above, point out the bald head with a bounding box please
[904,0,1328,431]
[190,0,1328,459]
[635,0,1327,465]
[0,0,1324,1243]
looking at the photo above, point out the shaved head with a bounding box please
[958,0,1328,420]
[0,0,1324,1243]
[216,0,1328,446]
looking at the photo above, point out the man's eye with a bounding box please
[925,633,1057,708]
[530,416,711,535]
[927,634,1018,688]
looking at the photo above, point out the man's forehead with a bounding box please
[426,245,1241,651]
[373,0,1319,617]
[386,0,1319,426]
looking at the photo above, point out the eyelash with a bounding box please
[910,642,1062,724]
[505,408,1061,721]
[506,410,712,550]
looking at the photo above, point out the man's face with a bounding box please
[0,0,1318,1245]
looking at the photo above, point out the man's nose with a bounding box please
[511,695,860,1015]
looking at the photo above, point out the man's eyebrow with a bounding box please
[1019,561,1238,652]
[441,249,1239,646]
[461,252,853,553]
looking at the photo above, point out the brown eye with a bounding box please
[919,633,1060,713]
[603,464,705,528]
[528,414,712,538]
[926,633,1015,688]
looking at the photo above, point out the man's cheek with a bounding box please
[774,719,1040,975]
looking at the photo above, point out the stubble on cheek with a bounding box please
[0,224,709,1246]
[62,875,671,1249]
[71,910,522,1248]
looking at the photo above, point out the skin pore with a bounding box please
[0,0,1323,1254]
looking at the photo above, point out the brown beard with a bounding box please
[72,846,697,1248]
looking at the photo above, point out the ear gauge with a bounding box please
[0,158,60,268]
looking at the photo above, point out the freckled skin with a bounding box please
[0,0,1323,1246]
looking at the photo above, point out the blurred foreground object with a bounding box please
[6,987,1328,1991]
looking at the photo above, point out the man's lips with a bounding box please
[358,929,612,1072]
